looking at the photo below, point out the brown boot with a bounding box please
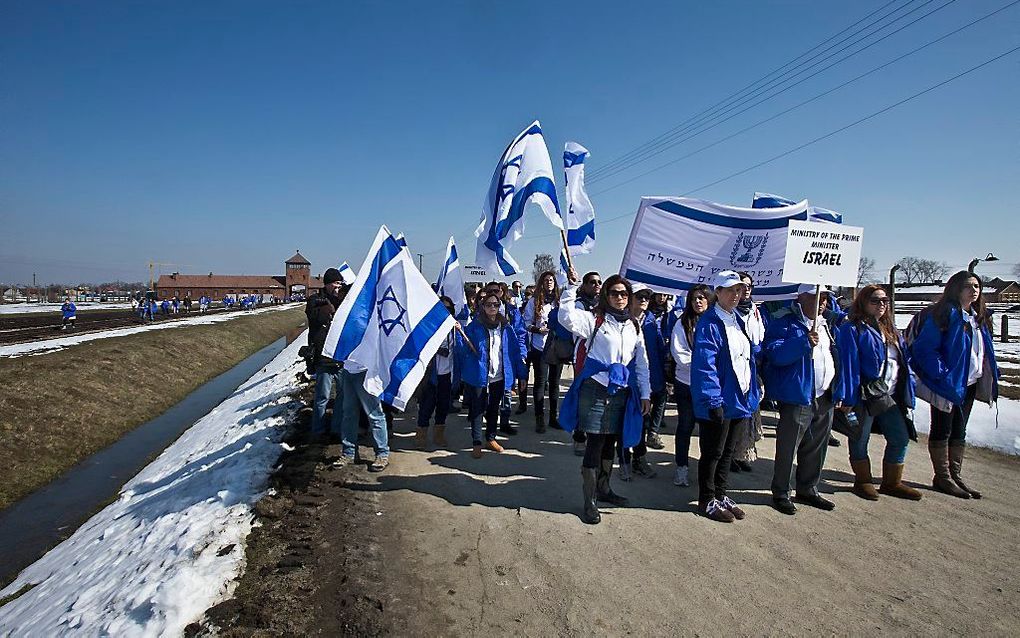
[433,425,448,447]
[850,458,879,501]
[879,462,922,500]
[949,441,982,499]
[929,440,970,498]
[414,427,428,450]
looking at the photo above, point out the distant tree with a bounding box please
[857,256,877,286]
[1013,262,1020,279]
[895,256,950,284]
[532,253,556,284]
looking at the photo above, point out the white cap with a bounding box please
[797,283,832,294]
[631,282,651,294]
[713,270,745,289]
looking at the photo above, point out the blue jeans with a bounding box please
[311,363,343,435]
[674,382,696,467]
[466,381,502,445]
[339,369,389,459]
[849,403,909,464]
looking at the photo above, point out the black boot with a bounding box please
[596,459,629,506]
[515,394,527,415]
[548,399,559,430]
[535,407,546,433]
[499,412,517,436]
[581,467,601,524]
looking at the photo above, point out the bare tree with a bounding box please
[1012,262,1020,279]
[895,256,922,284]
[895,256,950,284]
[532,253,556,283]
[857,256,877,286]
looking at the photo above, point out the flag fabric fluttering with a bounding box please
[436,236,468,320]
[322,226,456,411]
[475,120,562,276]
[562,141,596,257]
[752,192,843,223]
[337,261,357,285]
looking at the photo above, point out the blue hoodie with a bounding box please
[458,318,527,392]
[691,307,760,420]
[761,305,840,407]
[910,305,999,406]
[834,321,915,409]
[640,311,667,393]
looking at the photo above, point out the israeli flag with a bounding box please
[436,237,468,319]
[475,120,562,276]
[562,142,596,256]
[337,261,357,285]
[322,226,456,410]
[752,192,843,223]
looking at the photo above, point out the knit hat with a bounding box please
[323,267,343,285]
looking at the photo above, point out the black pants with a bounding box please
[929,384,977,443]
[527,349,562,417]
[582,433,619,469]
[697,417,745,506]
[417,373,452,428]
[466,380,502,445]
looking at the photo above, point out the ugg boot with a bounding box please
[596,459,629,506]
[949,441,982,499]
[850,458,880,501]
[929,440,970,498]
[414,427,428,450]
[581,467,601,524]
[879,462,922,500]
[433,425,448,447]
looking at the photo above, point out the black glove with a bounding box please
[708,406,725,424]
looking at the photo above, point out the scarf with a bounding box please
[604,307,632,324]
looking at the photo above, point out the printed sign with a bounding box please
[463,264,489,280]
[782,220,863,288]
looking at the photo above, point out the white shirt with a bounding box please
[436,331,454,376]
[714,305,752,395]
[797,309,835,398]
[966,310,984,386]
[669,318,694,387]
[523,298,554,351]
[739,302,766,346]
[883,343,899,392]
[487,326,504,384]
[559,286,651,400]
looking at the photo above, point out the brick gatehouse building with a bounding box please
[155,252,323,300]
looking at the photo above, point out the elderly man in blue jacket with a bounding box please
[763,284,841,515]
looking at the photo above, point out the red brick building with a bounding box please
[155,252,323,300]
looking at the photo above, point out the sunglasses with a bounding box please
[635,294,652,302]
[585,280,602,286]
[608,289,630,299]
[868,297,890,306]
[482,301,501,309]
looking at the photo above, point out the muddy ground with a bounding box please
[200,380,1020,637]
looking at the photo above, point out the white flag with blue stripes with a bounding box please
[436,236,468,319]
[562,141,596,256]
[322,226,455,410]
[475,120,562,276]
[752,192,843,223]
[337,261,357,285]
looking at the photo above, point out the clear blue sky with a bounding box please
[2,0,1018,286]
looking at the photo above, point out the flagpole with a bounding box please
[559,229,575,273]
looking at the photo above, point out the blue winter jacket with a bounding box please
[910,305,999,406]
[458,318,527,392]
[761,306,840,407]
[691,308,761,420]
[61,302,76,319]
[834,321,915,409]
[641,311,667,393]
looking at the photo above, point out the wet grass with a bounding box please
[0,307,305,511]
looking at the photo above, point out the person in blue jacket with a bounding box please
[911,270,999,499]
[416,296,461,450]
[60,297,77,330]
[835,285,922,501]
[618,284,665,480]
[458,290,527,459]
[691,270,760,523]
[762,284,840,516]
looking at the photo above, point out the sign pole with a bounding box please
[812,283,821,332]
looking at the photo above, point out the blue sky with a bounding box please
[2,0,1018,286]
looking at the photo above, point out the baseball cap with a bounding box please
[714,270,745,289]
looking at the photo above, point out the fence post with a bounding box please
[1002,314,1010,343]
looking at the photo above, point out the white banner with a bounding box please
[782,220,864,288]
[619,196,810,300]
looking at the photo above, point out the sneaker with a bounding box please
[332,455,356,469]
[720,496,746,520]
[618,461,633,482]
[368,456,390,472]
[702,499,735,523]
[673,465,690,487]
[573,440,585,457]
[485,440,504,453]
[646,432,665,450]
[633,457,657,478]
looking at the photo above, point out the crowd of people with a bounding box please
[305,266,999,525]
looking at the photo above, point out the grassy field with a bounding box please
[0,307,305,511]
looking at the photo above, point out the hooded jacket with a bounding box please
[458,317,527,391]
[834,321,915,409]
[910,304,999,406]
[691,307,760,420]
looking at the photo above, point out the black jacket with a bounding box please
[306,290,344,368]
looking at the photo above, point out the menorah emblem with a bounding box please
[730,233,768,267]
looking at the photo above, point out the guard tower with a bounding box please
[285,251,311,298]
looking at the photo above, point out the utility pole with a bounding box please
[417,252,424,272]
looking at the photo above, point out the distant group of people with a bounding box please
[305,265,999,525]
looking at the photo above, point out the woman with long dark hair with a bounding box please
[911,271,999,498]
[524,271,562,432]
[669,284,713,487]
[559,269,651,525]
[835,285,921,500]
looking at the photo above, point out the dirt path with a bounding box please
[206,381,1020,636]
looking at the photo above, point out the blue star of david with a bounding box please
[376,285,407,336]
